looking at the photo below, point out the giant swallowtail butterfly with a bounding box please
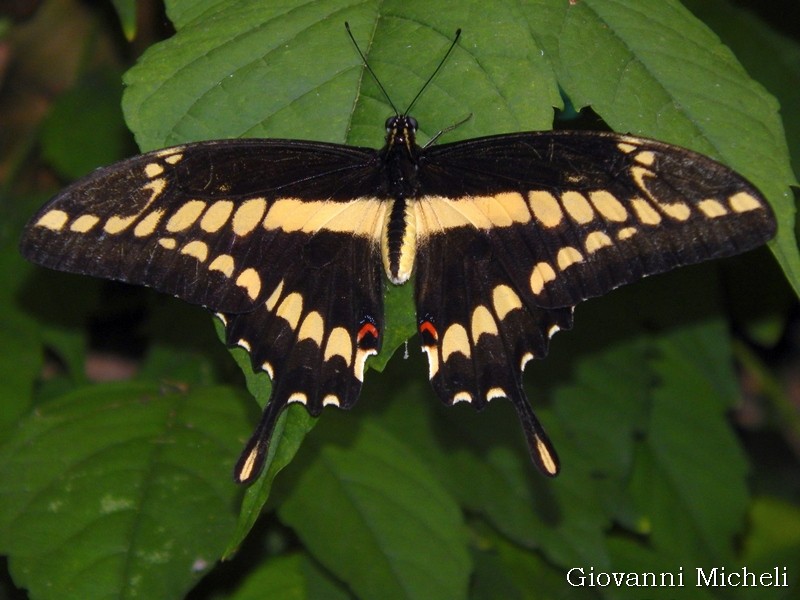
[20,29,776,484]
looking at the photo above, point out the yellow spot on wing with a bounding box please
[729,191,762,213]
[486,388,506,401]
[209,254,235,277]
[590,190,628,222]
[617,142,638,153]
[201,200,234,233]
[324,327,353,365]
[265,280,285,312]
[441,324,471,361]
[561,191,594,224]
[453,391,472,404]
[156,147,185,160]
[159,237,177,249]
[298,311,324,346]
[634,151,656,166]
[584,231,613,253]
[557,246,584,270]
[233,198,267,236]
[235,268,262,300]
[36,210,69,231]
[528,191,563,228]
[661,202,691,221]
[631,198,662,225]
[422,344,439,379]
[471,305,498,341]
[181,240,209,262]
[263,197,387,238]
[698,199,728,218]
[166,200,207,232]
[492,284,522,320]
[70,214,100,233]
[323,395,340,407]
[134,210,164,237]
[471,192,530,227]
[144,163,164,178]
[530,262,556,294]
[536,438,559,476]
[415,193,531,234]
[354,345,377,382]
[288,392,308,405]
[618,227,637,240]
[104,178,166,234]
[275,292,303,330]
[631,166,690,221]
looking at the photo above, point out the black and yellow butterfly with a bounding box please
[20,34,776,484]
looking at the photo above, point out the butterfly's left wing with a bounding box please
[413,130,776,473]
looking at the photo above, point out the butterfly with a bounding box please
[20,29,777,484]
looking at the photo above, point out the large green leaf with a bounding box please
[0,383,252,599]
[278,418,470,600]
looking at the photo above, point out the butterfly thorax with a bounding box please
[379,115,423,285]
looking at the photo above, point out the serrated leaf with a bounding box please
[278,417,470,600]
[0,382,252,600]
[629,317,749,564]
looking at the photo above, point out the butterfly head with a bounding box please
[385,115,419,155]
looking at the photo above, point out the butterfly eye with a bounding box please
[407,116,418,131]
[385,116,397,132]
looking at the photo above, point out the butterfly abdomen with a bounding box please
[381,197,417,285]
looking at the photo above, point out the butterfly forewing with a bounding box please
[21,139,382,313]
[417,131,776,309]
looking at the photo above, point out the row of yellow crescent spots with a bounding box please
[227,278,377,400]
[423,283,524,381]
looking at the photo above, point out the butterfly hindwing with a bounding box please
[415,230,574,474]
[225,228,384,483]
[418,130,776,309]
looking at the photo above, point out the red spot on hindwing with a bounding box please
[357,321,379,345]
[419,320,438,342]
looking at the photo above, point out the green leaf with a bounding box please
[278,417,470,600]
[737,497,800,599]
[0,382,252,599]
[629,317,749,564]
[227,552,350,600]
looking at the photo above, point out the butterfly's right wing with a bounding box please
[20,139,389,484]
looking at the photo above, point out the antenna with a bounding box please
[345,22,462,116]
